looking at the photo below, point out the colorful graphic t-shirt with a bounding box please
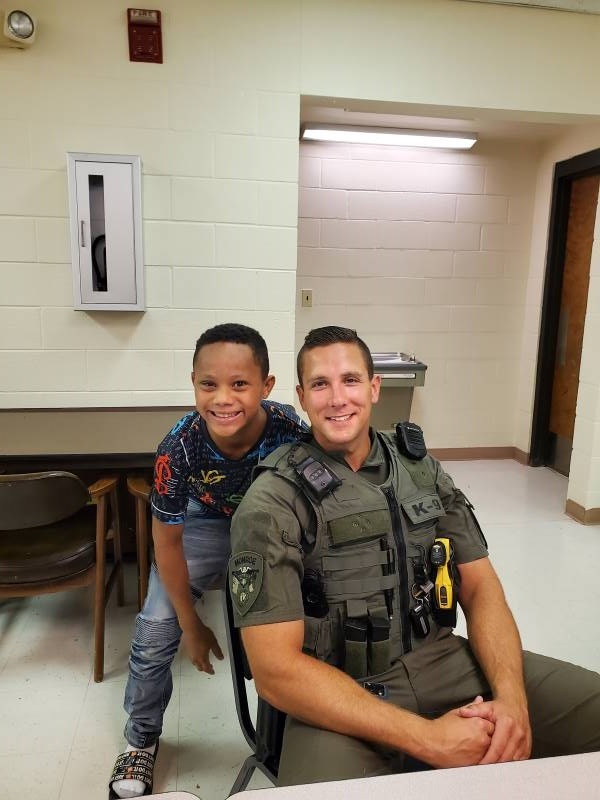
[150,401,306,524]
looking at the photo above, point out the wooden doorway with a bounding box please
[530,149,600,474]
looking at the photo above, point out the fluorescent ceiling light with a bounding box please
[301,124,477,150]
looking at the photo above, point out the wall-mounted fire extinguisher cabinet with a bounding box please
[66,152,144,311]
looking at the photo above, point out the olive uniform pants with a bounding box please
[278,635,600,785]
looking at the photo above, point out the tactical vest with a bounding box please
[256,432,453,680]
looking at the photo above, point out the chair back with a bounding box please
[0,471,90,530]
[223,586,285,794]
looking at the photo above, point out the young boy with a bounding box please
[109,323,306,799]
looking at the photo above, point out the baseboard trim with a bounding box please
[513,447,529,465]
[565,499,600,525]
[430,446,527,462]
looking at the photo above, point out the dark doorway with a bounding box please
[530,149,600,474]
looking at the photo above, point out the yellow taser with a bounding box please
[431,537,453,610]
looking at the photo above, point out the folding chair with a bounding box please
[222,586,286,796]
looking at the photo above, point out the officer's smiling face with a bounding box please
[296,342,380,466]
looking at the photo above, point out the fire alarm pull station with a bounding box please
[127,8,162,63]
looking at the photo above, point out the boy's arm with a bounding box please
[152,518,223,673]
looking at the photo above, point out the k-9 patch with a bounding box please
[229,551,264,615]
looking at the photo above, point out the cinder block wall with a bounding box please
[0,1,302,454]
[296,140,538,449]
[1,0,600,486]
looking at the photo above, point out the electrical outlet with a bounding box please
[301,289,313,308]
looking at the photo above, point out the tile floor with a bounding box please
[1,460,599,800]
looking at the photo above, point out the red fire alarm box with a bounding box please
[127,8,162,64]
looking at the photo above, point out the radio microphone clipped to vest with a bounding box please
[395,421,427,461]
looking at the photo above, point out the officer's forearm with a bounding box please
[459,560,526,705]
[241,621,435,761]
[469,603,526,705]
[152,519,198,631]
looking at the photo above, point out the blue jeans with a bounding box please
[123,501,231,748]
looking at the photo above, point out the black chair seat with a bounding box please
[0,505,97,584]
[0,471,124,681]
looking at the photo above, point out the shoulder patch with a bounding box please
[229,551,264,616]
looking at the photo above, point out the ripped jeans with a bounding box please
[123,501,231,748]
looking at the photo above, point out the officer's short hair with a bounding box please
[297,326,374,384]
[193,323,269,378]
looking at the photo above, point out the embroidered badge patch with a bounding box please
[229,551,264,616]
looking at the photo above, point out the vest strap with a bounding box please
[327,574,396,600]
[346,598,368,618]
[322,551,388,571]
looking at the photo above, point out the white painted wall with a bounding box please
[0,0,302,409]
[300,0,600,115]
[0,0,599,505]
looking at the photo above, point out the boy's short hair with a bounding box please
[297,326,374,384]
[193,323,269,378]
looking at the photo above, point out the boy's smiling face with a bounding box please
[191,341,275,455]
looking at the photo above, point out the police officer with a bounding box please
[228,326,600,785]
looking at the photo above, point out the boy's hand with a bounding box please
[181,615,224,674]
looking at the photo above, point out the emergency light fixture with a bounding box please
[301,124,477,150]
[1,8,36,47]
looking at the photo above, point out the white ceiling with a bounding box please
[457,0,600,14]
[301,97,600,144]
